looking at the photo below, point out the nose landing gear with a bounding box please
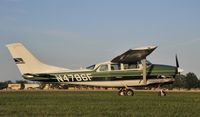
[158,89,166,96]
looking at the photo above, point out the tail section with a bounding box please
[6,43,68,74]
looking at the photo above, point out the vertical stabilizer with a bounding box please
[6,43,68,74]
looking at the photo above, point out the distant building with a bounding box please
[24,84,40,89]
[7,84,21,90]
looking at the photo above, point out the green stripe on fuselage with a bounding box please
[22,64,176,83]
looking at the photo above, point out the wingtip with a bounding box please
[132,45,157,50]
[6,42,23,48]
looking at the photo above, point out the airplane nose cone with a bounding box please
[178,68,184,73]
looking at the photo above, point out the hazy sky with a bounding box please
[0,0,200,81]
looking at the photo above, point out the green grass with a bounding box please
[0,91,200,117]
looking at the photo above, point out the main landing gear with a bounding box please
[118,88,134,96]
[118,88,167,96]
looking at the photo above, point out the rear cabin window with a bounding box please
[124,63,138,69]
[99,65,108,71]
[111,64,120,71]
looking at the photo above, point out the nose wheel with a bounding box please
[118,88,134,96]
[158,89,166,96]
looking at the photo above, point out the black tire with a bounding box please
[125,89,134,96]
[158,90,166,96]
[118,90,124,96]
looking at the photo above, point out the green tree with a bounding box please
[0,80,14,89]
[5,80,12,84]
[167,72,199,89]
[16,80,28,90]
[185,72,199,89]
[0,82,7,90]
[172,75,187,89]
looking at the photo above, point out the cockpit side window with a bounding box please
[99,64,108,71]
[124,63,139,69]
[111,64,120,71]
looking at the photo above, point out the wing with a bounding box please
[111,46,157,63]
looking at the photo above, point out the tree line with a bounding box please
[169,72,200,89]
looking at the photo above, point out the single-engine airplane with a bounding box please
[6,43,183,96]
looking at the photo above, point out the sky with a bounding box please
[0,0,200,81]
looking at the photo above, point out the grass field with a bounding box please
[0,91,200,117]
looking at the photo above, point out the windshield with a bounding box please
[138,60,152,66]
[146,60,152,66]
[86,65,95,70]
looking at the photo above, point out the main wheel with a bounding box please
[125,89,134,96]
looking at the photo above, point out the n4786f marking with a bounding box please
[55,73,92,82]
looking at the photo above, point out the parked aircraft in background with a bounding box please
[6,43,183,96]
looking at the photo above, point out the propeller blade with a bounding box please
[175,54,182,75]
[176,54,179,68]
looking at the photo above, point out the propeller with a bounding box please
[175,54,183,74]
[176,54,179,68]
